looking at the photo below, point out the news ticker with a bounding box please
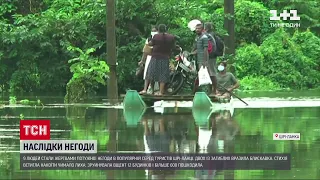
[20,153,291,170]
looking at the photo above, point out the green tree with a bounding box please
[0,0,319,94]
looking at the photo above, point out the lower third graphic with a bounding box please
[273,133,300,140]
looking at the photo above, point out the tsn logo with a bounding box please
[269,10,300,28]
[20,120,51,140]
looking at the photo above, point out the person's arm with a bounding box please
[148,35,154,46]
[191,45,196,54]
[191,37,197,54]
[202,36,209,64]
[139,40,151,65]
[139,52,148,65]
[228,73,240,91]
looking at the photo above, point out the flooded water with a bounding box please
[0,90,320,179]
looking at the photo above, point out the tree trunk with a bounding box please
[107,0,118,104]
[224,0,236,73]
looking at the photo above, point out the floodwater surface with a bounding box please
[0,90,320,179]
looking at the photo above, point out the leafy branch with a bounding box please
[67,46,109,86]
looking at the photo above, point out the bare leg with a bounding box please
[147,81,155,94]
[150,81,155,94]
[210,76,217,95]
[158,82,166,95]
[193,63,202,94]
[140,80,150,94]
[193,78,199,94]
[221,92,231,99]
[144,80,150,91]
[153,81,160,92]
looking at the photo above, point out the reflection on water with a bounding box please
[0,95,320,179]
[142,115,174,179]
[195,110,238,179]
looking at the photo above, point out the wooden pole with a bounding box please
[107,0,118,103]
[224,0,235,55]
[224,0,236,73]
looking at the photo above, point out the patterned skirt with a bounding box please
[145,57,170,83]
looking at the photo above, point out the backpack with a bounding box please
[203,33,215,55]
[212,34,224,57]
[208,39,214,54]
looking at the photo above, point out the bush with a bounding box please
[235,43,264,78]
[235,0,275,46]
[292,30,320,67]
[260,28,319,89]
[291,30,320,88]
[240,76,281,91]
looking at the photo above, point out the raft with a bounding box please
[121,90,231,108]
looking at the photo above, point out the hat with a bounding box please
[188,19,202,31]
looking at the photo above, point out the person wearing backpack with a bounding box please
[204,22,225,95]
[191,23,217,95]
[204,22,225,58]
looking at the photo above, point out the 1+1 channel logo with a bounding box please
[270,10,300,28]
[20,120,51,140]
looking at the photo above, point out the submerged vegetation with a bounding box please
[6,96,42,106]
[0,0,319,98]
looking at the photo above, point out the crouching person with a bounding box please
[216,61,240,99]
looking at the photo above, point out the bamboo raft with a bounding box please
[121,91,231,107]
[120,94,219,101]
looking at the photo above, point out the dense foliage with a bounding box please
[0,0,319,95]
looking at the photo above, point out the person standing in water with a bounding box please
[139,24,176,95]
[216,61,240,98]
[138,25,160,94]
